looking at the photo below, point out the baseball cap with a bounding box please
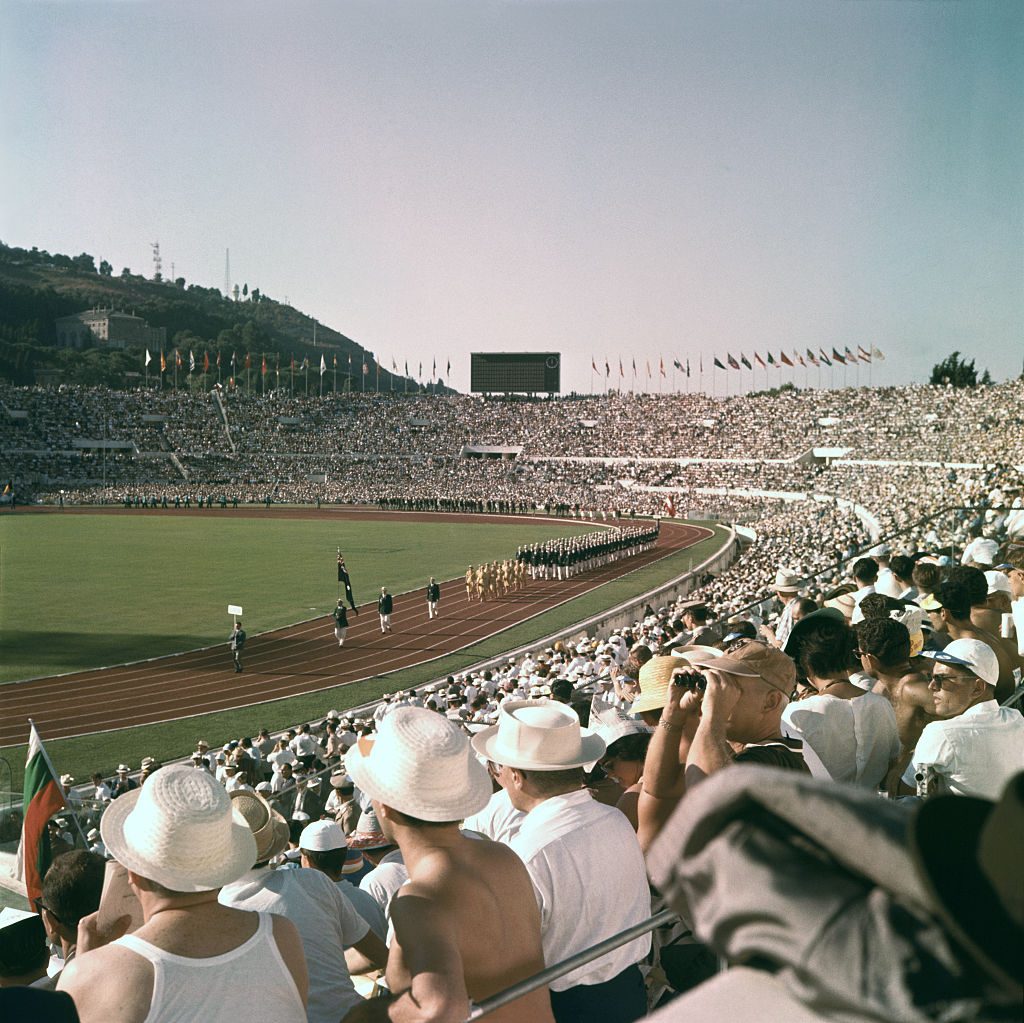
[922,638,999,687]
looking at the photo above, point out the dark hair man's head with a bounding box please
[859,593,906,620]
[931,581,972,621]
[852,558,879,586]
[856,618,911,669]
[40,850,106,944]
[889,555,915,587]
[912,561,941,594]
[550,678,574,704]
[946,566,988,608]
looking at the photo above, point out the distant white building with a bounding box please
[55,308,166,350]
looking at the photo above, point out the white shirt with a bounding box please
[906,700,1024,799]
[462,788,525,845]
[359,852,409,919]
[509,789,651,990]
[220,866,368,1023]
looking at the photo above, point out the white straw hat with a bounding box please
[471,699,606,771]
[346,707,492,822]
[100,764,256,893]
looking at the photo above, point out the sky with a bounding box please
[2,0,1021,396]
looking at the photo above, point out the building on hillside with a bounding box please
[55,308,166,351]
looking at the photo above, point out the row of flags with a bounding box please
[143,349,452,381]
[591,346,885,378]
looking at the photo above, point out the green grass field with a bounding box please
[0,512,595,683]
[0,521,730,788]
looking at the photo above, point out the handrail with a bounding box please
[466,908,677,1020]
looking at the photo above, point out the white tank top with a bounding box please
[113,912,305,1023]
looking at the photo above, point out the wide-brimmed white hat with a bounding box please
[471,699,606,771]
[100,764,256,893]
[346,707,491,822]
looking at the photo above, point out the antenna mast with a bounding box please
[151,241,162,281]
[224,248,231,298]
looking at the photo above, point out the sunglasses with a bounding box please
[33,897,65,926]
[929,672,977,687]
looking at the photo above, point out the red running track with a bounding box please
[0,512,712,745]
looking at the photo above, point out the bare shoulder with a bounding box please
[59,943,153,1023]
[898,672,936,708]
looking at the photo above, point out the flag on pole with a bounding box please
[216,352,221,368]
[144,349,152,367]
[727,353,740,370]
[605,360,610,377]
[779,351,793,367]
[432,358,436,379]
[663,495,676,518]
[446,360,451,377]
[673,359,683,372]
[832,347,846,365]
[858,345,872,362]
[392,357,397,371]
[203,351,210,373]
[160,351,167,372]
[261,356,267,377]
[231,352,237,370]
[405,360,409,375]
[713,357,726,370]
[333,354,337,369]
[631,358,637,375]
[767,352,776,366]
[645,360,651,378]
[740,353,752,370]
[245,353,251,370]
[418,362,423,377]
[844,346,857,363]
[175,350,182,369]
[659,356,665,377]
[806,349,818,367]
[16,723,66,906]
[871,346,885,361]
[754,352,766,369]
[819,349,832,367]
[619,359,624,378]
[685,359,690,377]
[320,355,326,376]
[363,360,369,376]
[189,351,195,373]
[301,357,308,371]
[592,357,598,373]
[337,555,358,612]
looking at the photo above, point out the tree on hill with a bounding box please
[929,352,992,388]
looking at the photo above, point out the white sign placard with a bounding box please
[228,604,243,616]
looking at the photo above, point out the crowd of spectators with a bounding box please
[4,380,1024,1021]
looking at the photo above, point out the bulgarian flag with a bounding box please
[17,723,66,906]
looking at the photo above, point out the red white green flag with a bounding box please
[16,723,66,906]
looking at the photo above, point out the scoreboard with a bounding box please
[470,352,561,393]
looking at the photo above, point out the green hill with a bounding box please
[0,240,431,392]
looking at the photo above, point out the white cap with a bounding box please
[922,638,999,687]
[299,819,347,852]
[984,570,1012,596]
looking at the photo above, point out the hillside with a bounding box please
[0,241,434,392]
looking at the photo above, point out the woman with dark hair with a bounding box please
[598,730,652,831]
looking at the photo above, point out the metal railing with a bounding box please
[467,908,678,1020]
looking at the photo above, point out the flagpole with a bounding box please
[376,360,380,393]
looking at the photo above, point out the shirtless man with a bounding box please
[922,580,1019,703]
[466,566,475,602]
[344,708,553,1023]
[856,617,937,793]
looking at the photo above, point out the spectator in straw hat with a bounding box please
[57,764,308,1023]
[220,790,384,1023]
[346,707,554,1023]
[472,700,650,1023]
[637,643,804,852]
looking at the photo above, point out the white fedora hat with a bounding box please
[100,764,256,893]
[471,699,606,771]
[346,707,492,822]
